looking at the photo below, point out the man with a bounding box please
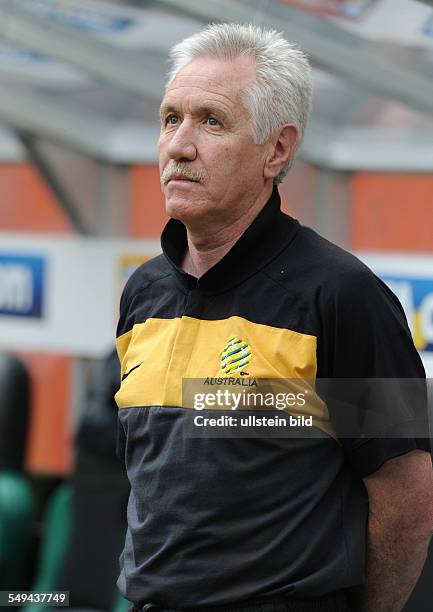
[115,23,433,612]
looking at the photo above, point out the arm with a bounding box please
[355,450,433,612]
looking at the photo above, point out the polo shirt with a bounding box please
[115,186,428,608]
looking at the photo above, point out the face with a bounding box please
[158,55,271,226]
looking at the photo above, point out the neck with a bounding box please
[182,185,274,278]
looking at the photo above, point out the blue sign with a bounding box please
[383,276,433,353]
[0,254,45,318]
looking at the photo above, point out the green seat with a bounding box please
[0,471,34,590]
[24,482,73,612]
[112,591,132,612]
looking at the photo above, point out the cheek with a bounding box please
[208,143,242,169]
[157,141,168,171]
[214,145,263,178]
[197,136,264,183]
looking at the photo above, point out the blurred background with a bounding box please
[0,0,432,610]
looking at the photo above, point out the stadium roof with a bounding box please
[0,0,432,171]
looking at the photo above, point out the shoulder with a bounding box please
[269,222,388,298]
[265,222,409,337]
[301,227,406,314]
[284,227,422,378]
[295,225,374,281]
[120,254,171,309]
[117,254,171,337]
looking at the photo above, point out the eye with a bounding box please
[165,114,179,125]
[207,117,221,126]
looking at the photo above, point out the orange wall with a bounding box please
[351,173,433,252]
[129,165,168,238]
[0,164,73,233]
[18,352,72,475]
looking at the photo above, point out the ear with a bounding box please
[263,124,299,181]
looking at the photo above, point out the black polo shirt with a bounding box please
[115,186,427,608]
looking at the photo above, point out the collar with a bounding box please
[161,186,300,294]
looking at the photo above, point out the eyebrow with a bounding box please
[159,103,230,122]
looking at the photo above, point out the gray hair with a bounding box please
[166,23,313,183]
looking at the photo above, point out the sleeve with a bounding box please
[116,268,140,381]
[116,276,134,338]
[318,266,431,478]
[114,260,150,461]
[115,277,135,461]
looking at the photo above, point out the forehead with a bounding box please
[161,55,256,111]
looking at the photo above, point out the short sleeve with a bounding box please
[318,266,431,478]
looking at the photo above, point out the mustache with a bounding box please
[160,162,207,186]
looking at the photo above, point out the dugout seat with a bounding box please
[0,471,34,589]
[0,353,34,590]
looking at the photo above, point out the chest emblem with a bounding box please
[220,337,252,375]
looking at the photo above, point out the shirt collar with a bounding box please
[161,186,300,294]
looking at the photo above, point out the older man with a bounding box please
[115,23,433,612]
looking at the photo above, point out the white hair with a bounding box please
[166,23,313,183]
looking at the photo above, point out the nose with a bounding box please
[166,118,197,162]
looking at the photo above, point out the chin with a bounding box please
[165,194,208,225]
